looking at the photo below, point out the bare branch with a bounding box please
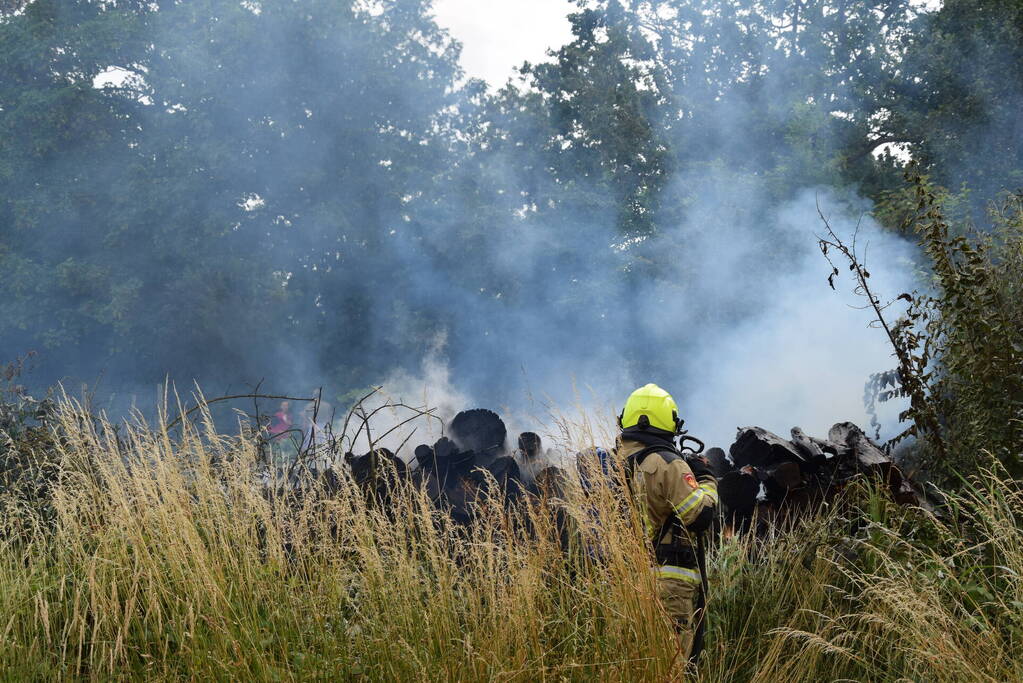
[166,392,316,430]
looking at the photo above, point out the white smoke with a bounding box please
[361,185,917,458]
[677,189,917,448]
[345,333,471,460]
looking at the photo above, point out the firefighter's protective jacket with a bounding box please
[620,437,718,585]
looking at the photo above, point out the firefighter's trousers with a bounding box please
[655,565,701,658]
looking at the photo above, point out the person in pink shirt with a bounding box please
[268,400,292,440]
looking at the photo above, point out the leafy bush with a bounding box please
[0,354,59,533]
[871,173,1023,482]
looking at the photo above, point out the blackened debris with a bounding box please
[716,422,926,533]
[449,408,507,456]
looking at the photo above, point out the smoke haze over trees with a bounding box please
[2,0,1022,442]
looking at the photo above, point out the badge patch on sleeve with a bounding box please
[684,472,697,488]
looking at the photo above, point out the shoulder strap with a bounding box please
[622,443,689,548]
[624,443,681,478]
[622,442,682,497]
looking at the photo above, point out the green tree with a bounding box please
[0,1,151,377]
[0,0,464,393]
[518,2,673,237]
[884,0,1023,203]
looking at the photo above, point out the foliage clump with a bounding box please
[0,353,60,532]
[868,172,1023,482]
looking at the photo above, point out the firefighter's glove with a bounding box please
[686,456,716,483]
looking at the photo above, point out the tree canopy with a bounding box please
[1,0,1020,405]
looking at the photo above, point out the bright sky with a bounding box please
[432,0,575,86]
[433,1,942,87]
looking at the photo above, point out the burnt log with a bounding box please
[449,409,507,456]
[414,444,434,471]
[734,461,806,507]
[730,426,808,468]
[411,409,528,524]
[705,447,731,479]
[789,427,824,461]
[760,462,806,509]
[518,432,543,459]
[766,461,805,492]
[469,455,524,500]
[718,421,928,534]
[828,422,926,507]
[829,422,889,469]
[829,422,903,486]
[346,448,406,484]
[343,448,408,506]
[718,470,760,516]
[789,427,846,469]
[812,434,849,459]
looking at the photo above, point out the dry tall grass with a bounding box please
[1,400,1021,681]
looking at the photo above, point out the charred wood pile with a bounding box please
[339,447,407,506]
[409,409,525,524]
[292,390,926,539]
[715,422,924,532]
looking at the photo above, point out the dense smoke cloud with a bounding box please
[15,0,1019,456]
[378,173,916,451]
[677,189,916,447]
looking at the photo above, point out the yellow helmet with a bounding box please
[620,383,680,434]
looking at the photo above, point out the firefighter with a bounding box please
[618,383,718,665]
